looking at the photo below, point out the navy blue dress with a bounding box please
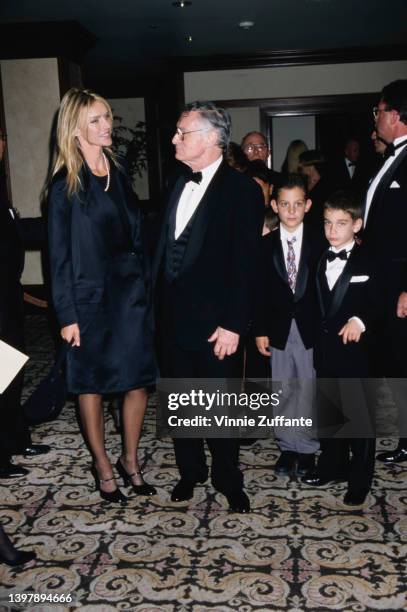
[48,160,157,394]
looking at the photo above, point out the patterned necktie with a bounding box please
[286,237,297,292]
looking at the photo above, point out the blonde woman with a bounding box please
[48,88,157,504]
[281,139,308,175]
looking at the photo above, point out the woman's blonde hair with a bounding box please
[285,139,308,173]
[52,88,114,196]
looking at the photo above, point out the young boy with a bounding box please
[302,191,378,506]
[254,174,326,475]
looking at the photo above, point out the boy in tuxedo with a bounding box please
[303,191,378,506]
[254,174,326,475]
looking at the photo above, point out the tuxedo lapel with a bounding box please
[294,234,310,302]
[364,146,407,235]
[316,256,327,318]
[272,228,288,284]
[179,161,226,275]
[152,176,185,281]
[326,249,356,319]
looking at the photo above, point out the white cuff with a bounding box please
[349,316,366,332]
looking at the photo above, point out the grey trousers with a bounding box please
[272,320,319,454]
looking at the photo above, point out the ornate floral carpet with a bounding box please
[0,315,406,611]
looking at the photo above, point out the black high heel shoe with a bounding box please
[90,466,127,505]
[116,458,156,496]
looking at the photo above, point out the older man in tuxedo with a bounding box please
[154,102,264,512]
[362,80,407,463]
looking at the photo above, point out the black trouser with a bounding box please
[158,333,244,495]
[0,284,31,463]
[317,437,376,492]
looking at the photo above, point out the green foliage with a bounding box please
[111,115,147,182]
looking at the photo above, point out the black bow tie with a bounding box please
[326,249,348,262]
[184,168,202,184]
[383,138,407,160]
[347,160,356,167]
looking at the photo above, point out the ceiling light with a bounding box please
[185,35,194,42]
[238,20,255,29]
[172,1,192,7]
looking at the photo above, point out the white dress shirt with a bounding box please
[345,157,355,179]
[364,135,407,225]
[280,223,303,272]
[175,156,222,239]
[325,240,365,331]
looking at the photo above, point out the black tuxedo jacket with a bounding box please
[329,158,368,194]
[362,145,407,375]
[363,146,407,308]
[153,160,264,351]
[253,224,327,350]
[314,244,380,377]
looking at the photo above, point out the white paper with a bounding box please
[0,340,29,394]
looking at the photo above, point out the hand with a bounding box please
[208,327,239,360]
[255,336,271,357]
[61,323,80,347]
[396,291,407,318]
[338,319,363,344]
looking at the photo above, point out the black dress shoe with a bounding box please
[225,490,250,513]
[171,479,197,502]
[376,446,407,464]
[301,469,347,486]
[0,549,36,566]
[343,489,369,506]
[297,453,315,476]
[0,462,29,479]
[21,445,51,457]
[274,451,298,474]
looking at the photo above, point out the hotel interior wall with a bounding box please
[1,58,60,285]
[185,60,407,171]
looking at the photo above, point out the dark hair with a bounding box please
[226,141,247,172]
[245,160,270,183]
[182,101,231,150]
[274,173,308,199]
[324,190,362,221]
[299,149,325,177]
[381,80,407,125]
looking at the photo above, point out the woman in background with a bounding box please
[281,139,308,175]
[48,88,157,504]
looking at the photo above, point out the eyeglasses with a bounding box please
[0,133,6,141]
[373,106,391,119]
[174,127,209,141]
[243,144,268,152]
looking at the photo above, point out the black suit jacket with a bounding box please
[314,244,380,377]
[253,224,327,350]
[329,157,368,195]
[153,160,264,351]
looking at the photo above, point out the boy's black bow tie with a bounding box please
[184,168,202,184]
[384,138,407,160]
[326,249,348,262]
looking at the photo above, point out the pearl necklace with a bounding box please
[102,151,110,192]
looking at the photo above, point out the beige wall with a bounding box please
[185,60,407,101]
[227,107,260,145]
[1,58,61,284]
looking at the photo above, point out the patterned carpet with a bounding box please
[0,315,406,611]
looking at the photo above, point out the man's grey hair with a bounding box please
[182,101,231,150]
